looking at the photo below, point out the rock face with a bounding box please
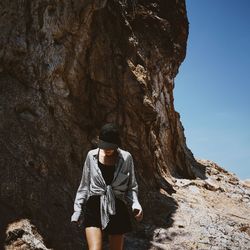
[123,159,250,250]
[4,219,50,250]
[1,0,249,249]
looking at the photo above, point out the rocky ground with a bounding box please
[4,219,50,250]
[5,159,249,250]
[122,159,250,250]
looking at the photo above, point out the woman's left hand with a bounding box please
[133,209,143,222]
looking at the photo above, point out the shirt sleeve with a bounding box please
[71,152,90,222]
[125,153,142,211]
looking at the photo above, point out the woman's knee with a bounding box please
[85,227,103,250]
[88,246,102,250]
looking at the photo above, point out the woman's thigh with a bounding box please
[108,234,124,250]
[85,227,103,250]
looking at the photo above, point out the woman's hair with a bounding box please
[91,135,99,149]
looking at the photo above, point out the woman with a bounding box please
[71,123,143,250]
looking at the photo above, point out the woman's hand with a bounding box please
[133,208,143,222]
[71,221,80,228]
[71,218,83,228]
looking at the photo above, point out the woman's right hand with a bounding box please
[71,220,79,226]
[71,220,81,227]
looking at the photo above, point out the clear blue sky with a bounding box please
[174,0,250,180]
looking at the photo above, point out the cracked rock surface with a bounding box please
[1,0,249,249]
[121,160,250,250]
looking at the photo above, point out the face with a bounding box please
[103,149,115,156]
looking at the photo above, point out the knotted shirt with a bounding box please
[71,147,142,230]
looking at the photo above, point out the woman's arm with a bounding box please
[125,154,142,213]
[71,152,90,222]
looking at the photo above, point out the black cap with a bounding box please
[97,123,121,149]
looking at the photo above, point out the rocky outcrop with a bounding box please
[3,160,250,250]
[1,0,249,249]
[123,159,250,250]
[5,219,50,250]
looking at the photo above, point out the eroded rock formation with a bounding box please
[1,0,249,249]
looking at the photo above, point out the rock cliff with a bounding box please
[0,0,249,249]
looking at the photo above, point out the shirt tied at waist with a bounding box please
[90,182,119,229]
[100,185,116,229]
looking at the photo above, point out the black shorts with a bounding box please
[83,195,132,235]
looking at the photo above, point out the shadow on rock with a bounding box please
[123,176,179,250]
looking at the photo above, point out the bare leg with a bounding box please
[85,227,103,250]
[109,234,124,250]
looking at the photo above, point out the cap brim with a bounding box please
[97,139,118,149]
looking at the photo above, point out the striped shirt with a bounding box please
[71,147,142,230]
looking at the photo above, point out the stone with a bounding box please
[1,1,250,249]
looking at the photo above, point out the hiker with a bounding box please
[71,122,143,250]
